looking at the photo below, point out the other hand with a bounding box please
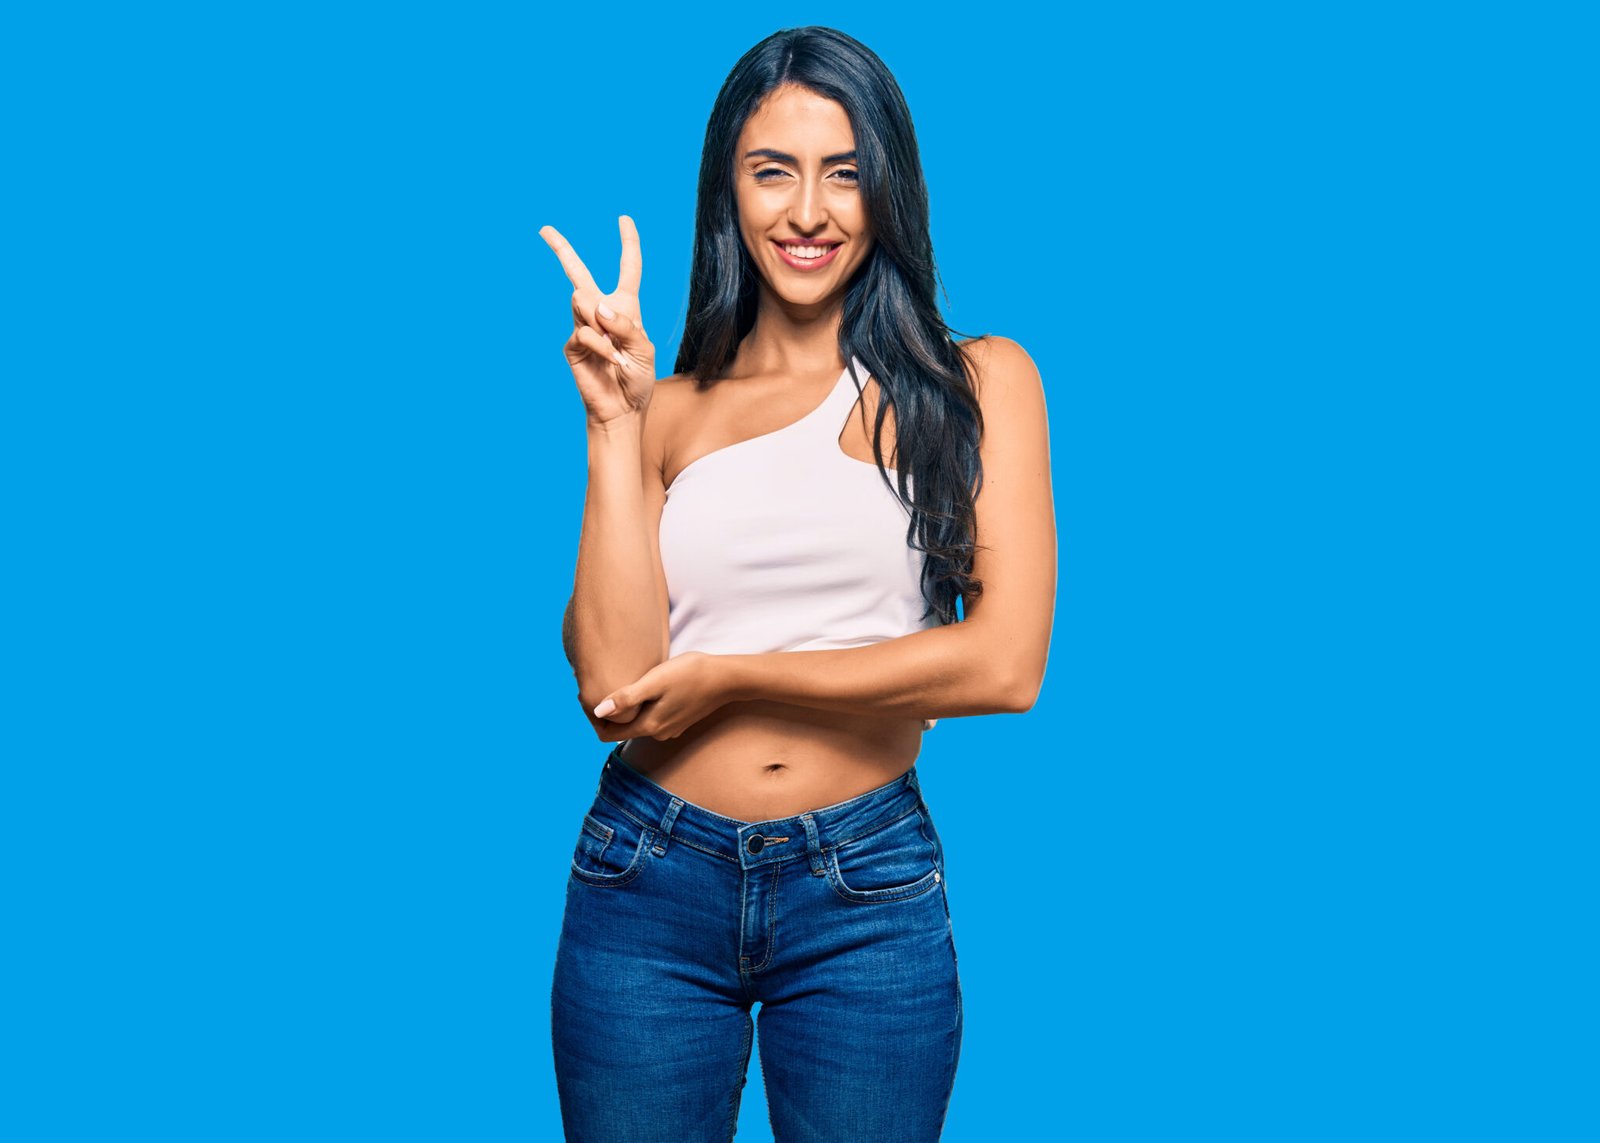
[590,652,733,742]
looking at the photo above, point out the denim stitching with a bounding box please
[765,862,781,968]
[662,832,735,862]
[737,858,750,971]
[823,851,941,905]
[743,860,782,974]
[821,808,942,903]
[569,825,650,887]
[595,790,654,831]
[599,783,924,862]
[578,813,614,873]
[596,792,756,863]
[824,803,922,850]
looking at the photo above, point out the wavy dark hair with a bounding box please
[672,25,987,625]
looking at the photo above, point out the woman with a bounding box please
[540,25,1055,1141]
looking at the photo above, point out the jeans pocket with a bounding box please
[570,794,652,888]
[825,807,943,904]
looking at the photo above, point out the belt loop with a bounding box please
[654,797,684,856]
[800,813,825,877]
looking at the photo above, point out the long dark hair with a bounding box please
[673,25,987,625]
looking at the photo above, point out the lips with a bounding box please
[772,240,843,271]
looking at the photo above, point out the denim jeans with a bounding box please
[551,743,963,1141]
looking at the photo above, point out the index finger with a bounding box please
[616,214,642,296]
[538,224,600,294]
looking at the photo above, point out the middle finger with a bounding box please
[616,214,642,297]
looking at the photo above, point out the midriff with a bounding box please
[617,699,926,822]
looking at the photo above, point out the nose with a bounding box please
[788,177,827,232]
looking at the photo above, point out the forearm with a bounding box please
[720,622,1033,720]
[567,415,667,707]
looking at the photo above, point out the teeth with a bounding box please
[780,243,834,259]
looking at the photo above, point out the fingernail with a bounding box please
[593,698,616,717]
[612,352,626,367]
[597,300,616,319]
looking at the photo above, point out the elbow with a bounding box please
[998,665,1044,714]
[572,658,655,718]
[572,676,619,738]
[574,677,605,715]
[574,690,622,745]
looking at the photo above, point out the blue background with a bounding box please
[5,2,1594,1139]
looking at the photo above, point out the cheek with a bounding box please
[738,205,775,246]
[732,186,757,225]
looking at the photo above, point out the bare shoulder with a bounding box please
[641,372,698,478]
[645,371,696,423]
[955,334,1045,416]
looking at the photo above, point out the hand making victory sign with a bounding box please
[541,212,728,741]
[538,214,656,427]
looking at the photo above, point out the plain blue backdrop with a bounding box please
[4,1,1594,1140]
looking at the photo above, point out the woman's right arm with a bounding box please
[565,398,673,733]
[538,215,670,739]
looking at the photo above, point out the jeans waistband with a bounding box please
[595,743,926,870]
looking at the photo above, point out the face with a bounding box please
[733,84,874,306]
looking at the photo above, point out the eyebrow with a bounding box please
[743,148,858,164]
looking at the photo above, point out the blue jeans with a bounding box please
[551,743,963,1141]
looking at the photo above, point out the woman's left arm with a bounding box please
[591,337,1057,738]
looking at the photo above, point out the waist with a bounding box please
[616,703,925,821]
[598,739,927,859]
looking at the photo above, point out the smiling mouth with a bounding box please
[772,240,843,269]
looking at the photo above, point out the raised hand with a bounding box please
[538,214,657,427]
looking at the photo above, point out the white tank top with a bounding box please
[659,354,947,664]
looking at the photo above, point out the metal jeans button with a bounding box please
[747,834,765,854]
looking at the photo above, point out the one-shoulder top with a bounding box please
[658,354,947,668]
